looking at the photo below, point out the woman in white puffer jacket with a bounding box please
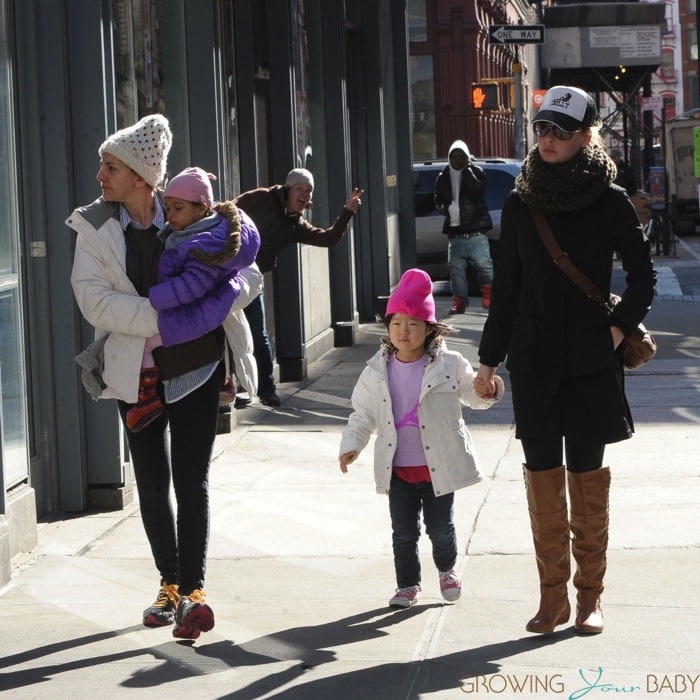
[68,114,260,642]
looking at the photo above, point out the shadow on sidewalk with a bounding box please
[0,605,571,697]
[212,626,577,700]
[114,607,570,699]
[119,606,439,689]
[0,625,143,692]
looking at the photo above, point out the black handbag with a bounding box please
[529,206,656,370]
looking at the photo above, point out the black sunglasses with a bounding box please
[533,122,584,141]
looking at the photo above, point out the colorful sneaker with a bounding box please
[389,585,421,608]
[172,589,215,639]
[439,569,461,602]
[143,582,180,627]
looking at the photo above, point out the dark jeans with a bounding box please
[118,369,220,595]
[388,473,457,589]
[521,436,606,474]
[243,290,276,397]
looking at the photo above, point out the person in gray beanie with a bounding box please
[67,114,234,641]
[284,167,315,190]
[235,170,363,406]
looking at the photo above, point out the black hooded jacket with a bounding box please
[434,144,493,235]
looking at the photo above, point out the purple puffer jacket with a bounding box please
[149,206,260,346]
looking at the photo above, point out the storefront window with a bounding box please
[381,1,399,213]
[219,0,241,197]
[410,55,436,161]
[112,0,165,127]
[291,0,313,175]
[0,0,29,489]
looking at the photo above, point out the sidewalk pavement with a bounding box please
[1,295,699,699]
[673,232,700,264]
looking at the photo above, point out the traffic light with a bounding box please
[471,83,498,110]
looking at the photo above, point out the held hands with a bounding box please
[344,188,364,213]
[474,375,504,400]
[475,364,499,399]
[473,377,493,399]
[339,450,358,473]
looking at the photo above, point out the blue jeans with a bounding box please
[388,473,457,588]
[243,289,276,397]
[448,233,493,301]
[118,369,220,595]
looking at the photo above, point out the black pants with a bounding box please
[118,370,220,595]
[243,290,276,397]
[521,436,605,474]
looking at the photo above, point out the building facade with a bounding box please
[0,0,419,585]
[408,0,540,162]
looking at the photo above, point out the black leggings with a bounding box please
[118,369,220,594]
[521,436,605,473]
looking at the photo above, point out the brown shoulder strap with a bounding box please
[528,205,608,308]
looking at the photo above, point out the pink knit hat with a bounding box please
[385,268,436,323]
[164,167,217,207]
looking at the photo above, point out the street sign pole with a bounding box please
[514,47,526,160]
[487,25,544,159]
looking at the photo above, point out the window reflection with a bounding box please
[0,0,29,487]
[219,0,241,198]
[410,55,436,161]
[291,0,313,215]
[291,0,312,167]
[0,289,26,437]
[408,0,428,43]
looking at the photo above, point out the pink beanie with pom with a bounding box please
[385,268,436,323]
[164,167,217,207]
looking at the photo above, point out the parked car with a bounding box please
[413,158,522,281]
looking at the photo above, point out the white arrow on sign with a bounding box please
[489,25,545,44]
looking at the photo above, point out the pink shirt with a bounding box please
[387,354,428,468]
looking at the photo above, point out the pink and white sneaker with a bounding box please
[439,569,461,602]
[389,585,421,608]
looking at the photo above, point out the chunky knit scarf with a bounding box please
[515,142,617,211]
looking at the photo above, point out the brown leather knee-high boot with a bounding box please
[567,467,611,635]
[523,465,571,633]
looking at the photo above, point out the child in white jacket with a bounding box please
[339,268,504,608]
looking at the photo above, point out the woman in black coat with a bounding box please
[476,86,656,636]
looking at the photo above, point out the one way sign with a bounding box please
[489,24,545,44]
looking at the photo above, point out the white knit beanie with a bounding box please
[99,114,173,187]
[285,168,314,190]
